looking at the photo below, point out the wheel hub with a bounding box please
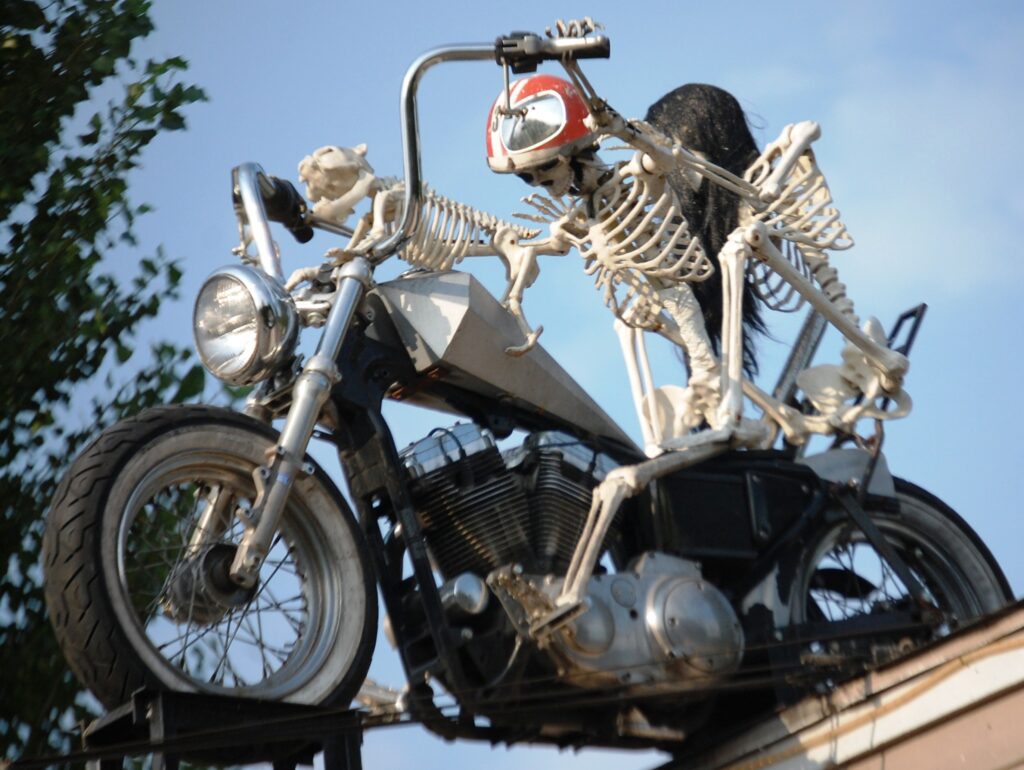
[163,543,258,625]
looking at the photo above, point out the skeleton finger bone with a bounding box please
[546,17,602,39]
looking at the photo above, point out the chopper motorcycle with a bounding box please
[42,23,1012,751]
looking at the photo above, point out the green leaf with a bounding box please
[0,2,224,758]
[92,55,115,75]
[159,111,185,131]
[172,364,206,402]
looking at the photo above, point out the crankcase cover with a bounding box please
[647,570,744,674]
[551,552,744,689]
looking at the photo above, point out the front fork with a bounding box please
[228,257,373,588]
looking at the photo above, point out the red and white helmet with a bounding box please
[486,74,595,173]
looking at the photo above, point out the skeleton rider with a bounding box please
[485,73,759,452]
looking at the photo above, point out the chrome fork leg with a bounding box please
[229,258,373,587]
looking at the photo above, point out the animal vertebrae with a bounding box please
[388,184,539,272]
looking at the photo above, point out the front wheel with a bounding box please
[788,478,1011,672]
[43,405,377,709]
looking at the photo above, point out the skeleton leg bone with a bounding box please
[615,320,661,453]
[716,231,749,431]
[653,284,722,431]
[533,436,731,638]
[492,228,571,356]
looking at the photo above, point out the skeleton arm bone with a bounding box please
[743,221,908,388]
[580,97,763,202]
[490,225,572,356]
[756,121,821,202]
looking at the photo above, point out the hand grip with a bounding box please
[495,33,610,73]
[257,173,315,243]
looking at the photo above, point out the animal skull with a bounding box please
[298,144,380,226]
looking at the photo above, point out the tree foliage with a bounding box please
[1,1,207,758]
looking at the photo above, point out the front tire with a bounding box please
[43,405,377,709]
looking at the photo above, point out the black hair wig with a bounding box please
[645,83,767,376]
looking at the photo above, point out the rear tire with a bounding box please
[43,405,377,709]
[788,478,1011,672]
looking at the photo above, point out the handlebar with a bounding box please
[495,32,610,73]
[232,164,314,283]
[370,31,610,261]
[256,173,314,244]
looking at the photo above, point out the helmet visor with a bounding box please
[499,92,566,153]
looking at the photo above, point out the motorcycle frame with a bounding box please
[310,296,844,744]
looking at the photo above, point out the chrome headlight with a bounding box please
[193,265,298,385]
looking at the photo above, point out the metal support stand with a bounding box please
[81,690,363,770]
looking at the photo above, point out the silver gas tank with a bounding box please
[373,270,635,449]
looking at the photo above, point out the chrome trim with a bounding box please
[370,43,496,260]
[399,422,496,479]
[309,214,355,238]
[234,163,284,282]
[440,573,490,616]
[193,264,298,386]
[230,257,372,587]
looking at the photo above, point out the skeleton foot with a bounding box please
[505,325,544,357]
[682,366,722,429]
[531,437,731,639]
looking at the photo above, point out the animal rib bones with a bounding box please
[384,183,540,272]
[299,145,546,347]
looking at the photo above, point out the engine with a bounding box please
[400,423,618,578]
[400,423,744,693]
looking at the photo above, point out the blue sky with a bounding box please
[91,2,1024,767]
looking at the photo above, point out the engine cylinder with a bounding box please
[401,424,617,579]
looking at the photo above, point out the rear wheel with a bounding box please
[788,479,1011,674]
[44,405,377,709]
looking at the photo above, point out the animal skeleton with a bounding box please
[299,146,547,351]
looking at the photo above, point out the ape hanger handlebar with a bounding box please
[369,30,610,261]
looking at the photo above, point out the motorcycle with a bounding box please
[42,23,1011,752]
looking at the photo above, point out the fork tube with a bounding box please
[230,258,373,586]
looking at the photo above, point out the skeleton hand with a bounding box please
[546,17,602,38]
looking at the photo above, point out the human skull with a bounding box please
[515,156,574,197]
